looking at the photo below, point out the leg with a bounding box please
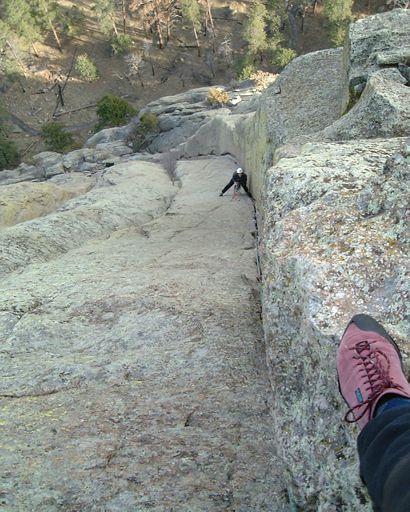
[359,405,410,511]
[220,179,234,195]
[240,183,254,199]
[337,314,410,511]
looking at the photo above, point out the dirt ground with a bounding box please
[1,0,387,160]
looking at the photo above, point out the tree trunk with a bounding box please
[301,8,306,32]
[193,25,201,57]
[49,19,63,52]
[287,3,300,49]
[40,1,63,52]
[154,8,164,48]
[165,11,171,41]
[205,0,215,31]
[112,18,119,36]
[312,0,318,14]
[121,0,127,34]
[57,83,64,107]
[6,40,26,92]
[32,43,40,57]
[6,40,25,71]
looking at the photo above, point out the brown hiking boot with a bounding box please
[337,314,410,429]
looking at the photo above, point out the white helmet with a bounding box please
[236,167,243,173]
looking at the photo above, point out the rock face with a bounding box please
[0,157,283,511]
[0,174,94,228]
[341,8,410,111]
[262,138,409,510]
[1,8,409,512]
[255,10,409,511]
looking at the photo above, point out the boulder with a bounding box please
[0,163,41,186]
[95,141,133,157]
[324,68,410,140]
[341,8,410,111]
[31,151,62,167]
[148,108,232,153]
[0,174,95,228]
[31,151,64,179]
[143,87,210,113]
[85,125,135,147]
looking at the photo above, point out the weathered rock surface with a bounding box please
[0,162,174,277]
[0,157,284,511]
[0,174,94,228]
[325,68,410,140]
[1,8,410,512]
[341,8,410,111]
[262,138,409,510]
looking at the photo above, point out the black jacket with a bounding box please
[232,172,247,187]
[221,172,253,198]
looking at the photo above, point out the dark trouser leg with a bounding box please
[241,184,253,199]
[221,179,234,194]
[358,404,410,511]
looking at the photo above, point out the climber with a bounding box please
[338,313,410,512]
[219,167,254,199]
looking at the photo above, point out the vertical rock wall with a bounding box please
[258,9,410,511]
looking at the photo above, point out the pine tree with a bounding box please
[181,0,202,57]
[4,0,44,56]
[324,0,353,46]
[243,1,268,62]
[93,0,119,36]
[265,1,283,53]
[0,104,19,171]
[35,0,63,51]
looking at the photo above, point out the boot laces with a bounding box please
[344,339,401,423]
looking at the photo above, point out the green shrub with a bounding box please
[272,47,297,68]
[235,54,257,80]
[138,112,159,134]
[329,23,349,47]
[239,64,257,80]
[0,134,19,170]
[2,59,23,82]
[131,112,159,151]
[62,6,86,38]
[75,54,98,82]
[111,34,133,55]
[96,95,137,131]
[41,122,76,152]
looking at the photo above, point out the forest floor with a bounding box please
[1,0,386,161]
